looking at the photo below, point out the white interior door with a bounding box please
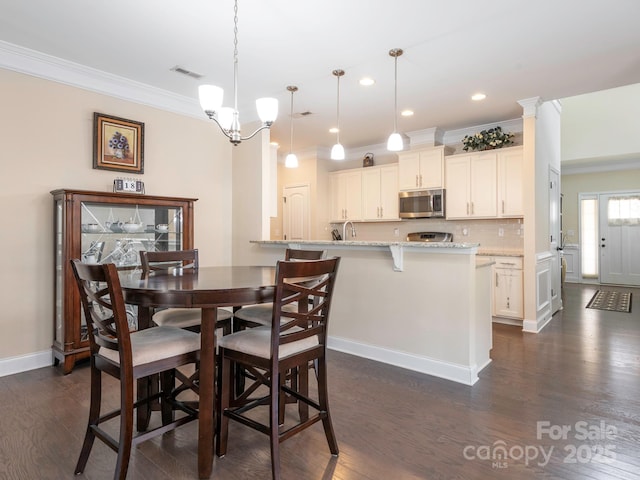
[599,192,640,286]
[283,184,310,241]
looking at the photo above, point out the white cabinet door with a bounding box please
[362,165,399,220]
[398,147,445,191]
[445,152,497,219]
[498,147,523,217]
[379,165,399,219]
[445,155,471,218]
[398,152,421,190]
[330,170,362,221]
[343,170,362,221]
[419,148,444,189]
[470,152,497,217]
[362,168,381,220]
[492,257,524,319]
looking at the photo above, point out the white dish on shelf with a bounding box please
[122,223,142,233]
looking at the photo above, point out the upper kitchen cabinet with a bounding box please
[497,146,524,217]
[330,169,362,222]
[362,164,400,221]
[445,152,497,219]
[398,146,448,191]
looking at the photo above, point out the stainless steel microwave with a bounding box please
[398,189,445,218]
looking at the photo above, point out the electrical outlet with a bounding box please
[462,227,469,236]
[393,228,400,237]
[498,228,504,237]
[567,229,574,237]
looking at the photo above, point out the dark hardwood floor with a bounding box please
[1,283,639,479]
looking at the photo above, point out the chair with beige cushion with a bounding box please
[216,257,341,480]
[70,259,200,480]
[233,248,326,328]
[140,249,233,335]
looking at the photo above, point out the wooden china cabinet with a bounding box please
[51,189,197,373]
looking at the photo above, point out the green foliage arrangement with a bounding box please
[462,126,514,151]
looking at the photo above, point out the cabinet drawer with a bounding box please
[493,256,522,269]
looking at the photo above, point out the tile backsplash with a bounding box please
[330,217,524,251]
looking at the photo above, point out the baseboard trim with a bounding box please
[523,314,553,333]
[0,350,53,378]
[328,336,485,386]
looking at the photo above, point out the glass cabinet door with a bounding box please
[80,201,184,268]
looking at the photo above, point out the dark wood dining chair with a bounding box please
[232,248,326,410]
[139,249,233,335]
[216,257,341,480]
[70,259,200,480]
[233,248,326,328]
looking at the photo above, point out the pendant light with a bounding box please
[285,86,299,168]
[198,0,278,145]
[330,69,345,160]
[387,48,405,152]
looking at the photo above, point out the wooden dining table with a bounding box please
[120,265,277,479]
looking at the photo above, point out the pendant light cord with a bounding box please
[233,0,239,112]
[393,53,398,133]
[336,73,341,144]
[289,89,295,154]
[333,69,345,145]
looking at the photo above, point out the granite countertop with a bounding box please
[476,248,524,257]
[253,239,480,250]
[476,257,495,268]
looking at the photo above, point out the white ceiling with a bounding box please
[2,0,640,153]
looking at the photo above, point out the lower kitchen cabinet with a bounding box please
[492,256,524,322]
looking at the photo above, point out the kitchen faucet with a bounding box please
[342,220,356,240]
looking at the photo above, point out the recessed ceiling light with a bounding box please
[270,141,279,147]
[401,109,414,117]
[359,77,375,86]
[329,127,339,133]
[471,93,487,101]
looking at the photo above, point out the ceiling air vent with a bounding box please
[170,66,204,80]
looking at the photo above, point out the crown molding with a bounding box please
[518,96,543,118]
[561,155,640,175]
[442,118,523,146]
[0,40,203,119]
[406,127,445,147]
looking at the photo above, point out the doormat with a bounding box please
[586,290,632,313]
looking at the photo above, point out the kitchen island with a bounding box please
[252,240,493,385]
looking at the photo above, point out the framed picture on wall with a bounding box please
[93,112,145,174]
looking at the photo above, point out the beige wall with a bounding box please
[274,150,332,242]
[0,68,232,362]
